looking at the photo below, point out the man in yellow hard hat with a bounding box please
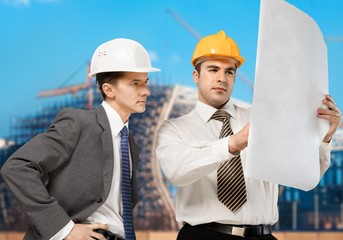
[156,30,341,239]
[1,38,160,240]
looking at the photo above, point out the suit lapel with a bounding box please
[129,135,138,173]
[129,134,139,206]
[96,105,114,198]
[96,105,139,206]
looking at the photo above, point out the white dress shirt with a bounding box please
[51,101,129,239]
[156,100,330,226]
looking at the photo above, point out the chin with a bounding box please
[135,107,146,113]
[211,100,229,108]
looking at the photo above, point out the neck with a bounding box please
[104,99,130,123]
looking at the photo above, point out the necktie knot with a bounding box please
[211,110,230,123]
[211,110,232,139]
[121,126,128,138]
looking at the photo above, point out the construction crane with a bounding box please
[166,8,254,93]
[37,61,94,109]
[37,82,90,97]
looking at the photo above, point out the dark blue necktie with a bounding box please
[120,126,136,240]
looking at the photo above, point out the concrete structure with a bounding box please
[0,82,342,233]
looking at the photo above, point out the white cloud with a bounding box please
[148,51,159,62]
[0,0,29,6]
[1,0,58,6]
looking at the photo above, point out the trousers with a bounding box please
[176,224,278,240]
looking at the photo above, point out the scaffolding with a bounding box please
[0,82,195,231]
[0,80,343,231]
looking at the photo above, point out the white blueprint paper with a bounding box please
[245,0,329,191]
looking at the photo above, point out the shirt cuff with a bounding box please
[212,136,238,162]
[49,220,74,240]
[320,140,331,162]
[319,141,331,177]
[320,140,331,151]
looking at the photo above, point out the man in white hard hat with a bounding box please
[1,38,160,240]
[156,30,342,240]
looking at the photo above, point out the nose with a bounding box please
[141,85,150,97]
[217,70,226,83]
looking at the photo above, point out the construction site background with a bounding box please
[1,81,342,236]
[0,231,343,240]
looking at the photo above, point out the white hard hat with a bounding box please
[89,38,160,77]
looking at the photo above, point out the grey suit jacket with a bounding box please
[1,105,139,240]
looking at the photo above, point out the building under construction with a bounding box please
[0,79,198,231]
[0,79,343,232]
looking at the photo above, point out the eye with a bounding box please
[226,70,235,76]
[209,68,218,73]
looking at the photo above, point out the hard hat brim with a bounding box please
[89,67,161,78]
[193,55,245,68]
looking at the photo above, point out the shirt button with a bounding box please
[96,198,103,203]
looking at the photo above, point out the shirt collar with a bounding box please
[195,99,237,123]
[102,101,129,137]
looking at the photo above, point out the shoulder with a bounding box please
[51,108,98,129]
[232,100,251,114]
[231,100,251,124]
[55,108,97,119]
[163,110,197,126]
[158,110,200,137]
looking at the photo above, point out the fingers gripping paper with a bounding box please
[245,0,329,191]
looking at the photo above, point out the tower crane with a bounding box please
[166,9,254,93]
[37,61,94,109]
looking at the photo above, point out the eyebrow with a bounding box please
[206,65,220,69]
[206,65,236,71]
[131,77,149,82]
[226,67,237,72]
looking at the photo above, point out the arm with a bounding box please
[156,120,248,187]
[317,94,341,177]
[317,94,342,143]
[1,109,81,239]
[319,141,331,178]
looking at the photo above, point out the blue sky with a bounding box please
[0,0,342,138]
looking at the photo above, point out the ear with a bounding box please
[193,70,199,84]
[102,83,116,99]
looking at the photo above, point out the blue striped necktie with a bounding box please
[120,126,136,240]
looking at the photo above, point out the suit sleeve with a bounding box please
[1,108,82,240]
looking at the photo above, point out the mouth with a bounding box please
[212,87,227,92]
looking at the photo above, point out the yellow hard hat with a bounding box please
[191,30,245,67]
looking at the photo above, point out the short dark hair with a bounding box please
[194,62,203,76]
[95,72,126,99]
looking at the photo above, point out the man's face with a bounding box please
[110,72,150,116]
[193,58,237,109]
